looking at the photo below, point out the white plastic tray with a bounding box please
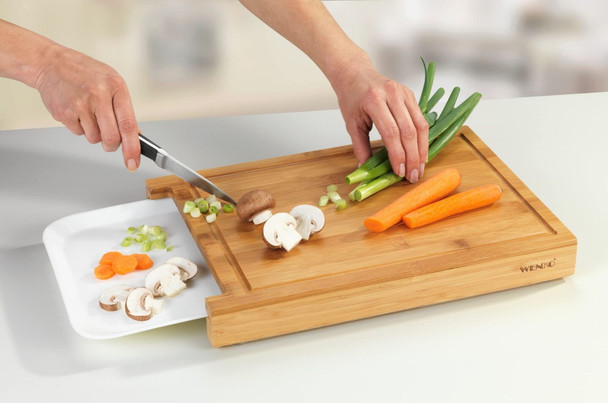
[43,198,221,339]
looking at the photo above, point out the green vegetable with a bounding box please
[348,180,370,201]
[141,240,152,252]
[438,86,460,120]
[345,147,389,184]
[335,199,347,211]
[418,59,436,114]
[223,203,235,213]
[121,237,133,247]
[151,239,166,250]
[166,245,175,252]
[209,205,219,214]
[190,208,202,218]
[183,201,196,214]
[428,92,481,143]
[424,112,438,127]
[134,233,147,243]
[354,172,404,201]
[319,195,329,207]
[127,227,137,235]
[425,87,445,113]
[428,107,474,162]
[327,191,341,203]
[326,184,338,193]
[197,199,209,213]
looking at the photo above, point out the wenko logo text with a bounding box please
[520,258,556,273]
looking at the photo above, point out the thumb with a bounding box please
[347,126,372,166]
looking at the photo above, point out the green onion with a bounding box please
[335,199,347,211]
[206,213,217,223]
[223,203,235,213]
[183,201,196,214]
[438,87,460,121]
[327,191,342,203]
[141,240,152,252]
[424,112,438,127]
[166,245,175,252]
[157,231,167,241]
[348,180,370,201]
[428,107,474,162]
[194,197,205,205]
[121,237,133,247]
[151,239,166,250]
[206,194,217,203]
[354,172,404,201]
[134,233,147,243]
[429,92,481,143]
[127,226,137,235]
[345,147,388,184]
[418,59,436,114]
[149,225,162,236]
[209,205,219,214]
[319,195,329,207]
[326,184,338,193]
[197,199,209,213]
[190,208,202,218]
[425,87,445,113]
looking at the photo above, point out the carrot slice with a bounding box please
[112,254,138,275]
[132,253,154,271]
[364,168,462,232]
[94,264,116,280]
[403,184,503,228]
[99,251,123,266]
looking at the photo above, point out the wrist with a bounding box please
[325,49,373,92]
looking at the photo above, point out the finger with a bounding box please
[346,120,373,165]
[403,87,429,176]
[95,100,122,152]
[386,87,420,183]
[112,87,140,172]
[64,118,85,136]
[79,113,102,144]
[365,100,406,177]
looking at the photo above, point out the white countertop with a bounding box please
[1,92,607,402]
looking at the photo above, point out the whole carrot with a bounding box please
[403,184,503,228]
[364,168,462,233]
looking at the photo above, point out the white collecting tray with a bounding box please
[43,198,221,339]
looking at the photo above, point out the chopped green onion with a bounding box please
[134,233,147,243]
[141,240,152,252]
[210,201,222,211]
[151,239,166,250]
[223,203,235,213]
[157,231,167,241]
[335,199,347,211]
[149,225,162,236]
[166,245,175,252]
[121,237,133,247]
[206,213,217,223]
[327,191,341,203]
[190,208,202,218]
[326,184,338,193]
[183,201,196,214]
[194,197,205,205]
[206,194,217,203]
[197,199,209,213]
[127,226,137,235]
[209,205,219,214]
[318,195,329,207]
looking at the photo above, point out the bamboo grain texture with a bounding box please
[146,126,577,346]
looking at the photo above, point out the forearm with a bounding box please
[0,19,58,88]
[238,0,371,85]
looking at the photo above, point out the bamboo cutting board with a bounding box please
[146,126,577,347]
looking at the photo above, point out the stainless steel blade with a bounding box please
[155,149,237,205]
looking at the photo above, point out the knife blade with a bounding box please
[139,133,237,205]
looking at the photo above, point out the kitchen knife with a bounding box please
[139,133,237,205]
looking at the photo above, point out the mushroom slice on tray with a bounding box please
[165,257,198,281]
[289,205,325,241]
[263,212,302,252]
[236,189,276,224]
[99,284,134,312]
[125,287,162,321]
[144,263,187,297]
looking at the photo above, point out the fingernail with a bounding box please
[398,163,405,177]
[127,159,137,172]
[409,168,419,183]
[419,163,425,178]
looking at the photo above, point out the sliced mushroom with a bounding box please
[99,284,134,312]
[125,287,163,321]
[289,205,325,241]
[263,212,302,252]
[144,263,187,297]
[165,257,198,281]
[236,189,276,224]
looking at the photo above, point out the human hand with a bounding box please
[330,57,429,183]
[34,45,140,171]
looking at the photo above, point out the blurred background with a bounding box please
[1,0,607,131]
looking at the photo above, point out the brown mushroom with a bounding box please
[236,189,276,224]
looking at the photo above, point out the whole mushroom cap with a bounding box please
[236,189,276,222]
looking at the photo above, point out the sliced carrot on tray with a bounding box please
[99,251,122,266]
[112,254,138,275]
[94,264,116,280]
[133,253,154,271]
[364,168,462,233]
[403,184,503,228]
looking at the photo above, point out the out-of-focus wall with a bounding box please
[1,0,607,131]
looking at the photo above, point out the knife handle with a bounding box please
[139,133,161,162]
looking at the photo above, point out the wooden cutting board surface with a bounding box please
[146,126,576,346]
